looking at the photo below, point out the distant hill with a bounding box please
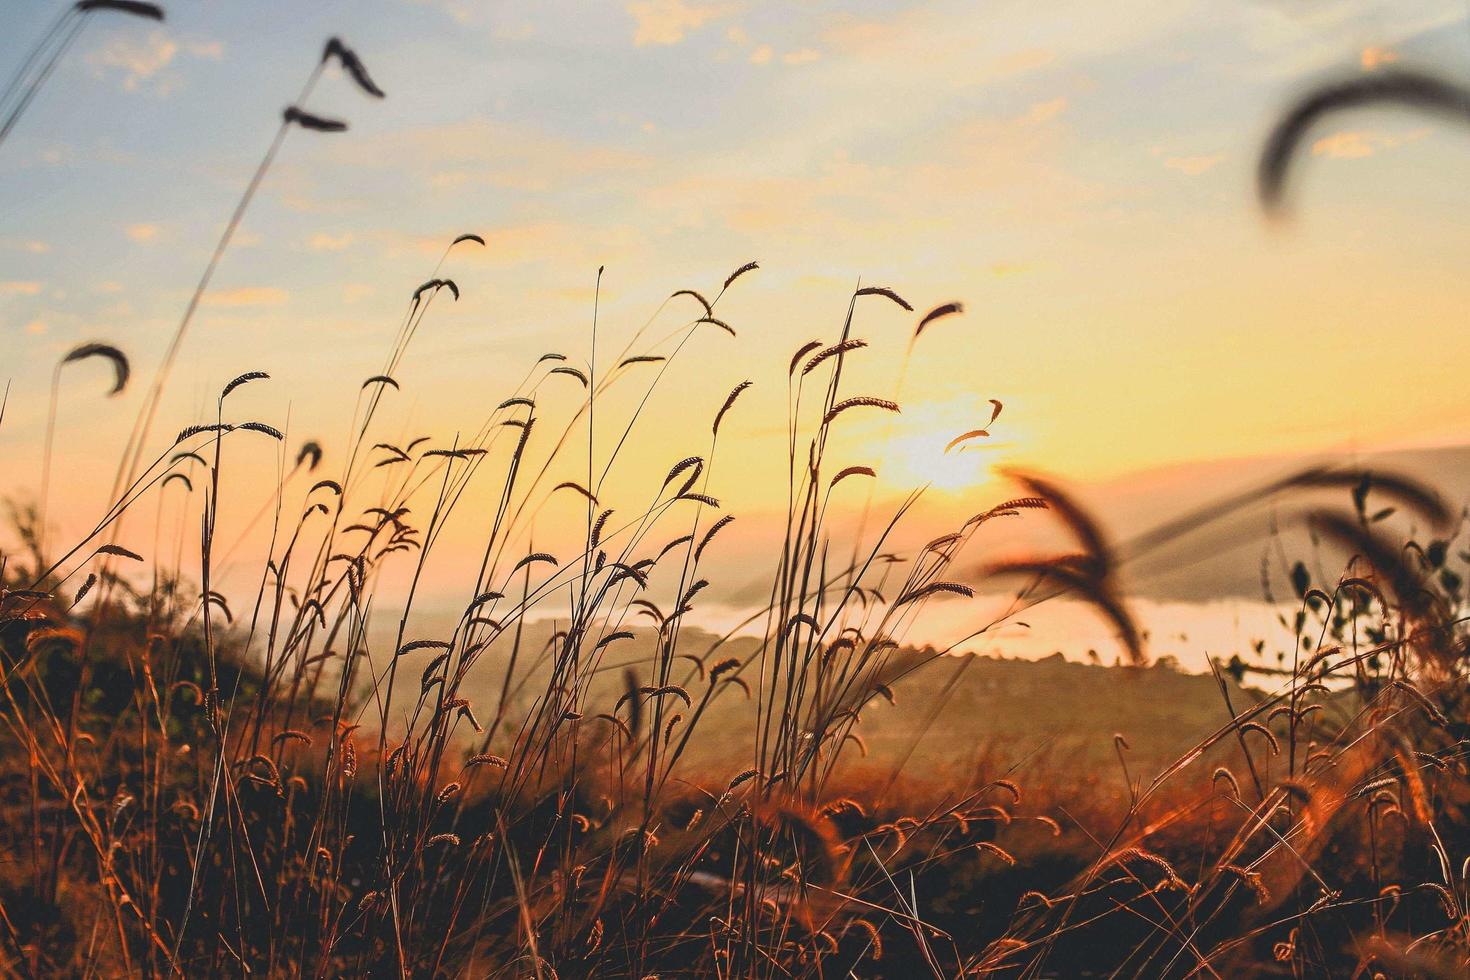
[387,623,1268,797]
[1084,442,1470,602]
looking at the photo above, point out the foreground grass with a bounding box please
[4,14,1470,977]
[4,296,1468,975]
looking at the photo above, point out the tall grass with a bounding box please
[2,16,1470,979]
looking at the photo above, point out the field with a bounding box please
[4,4,1470,978]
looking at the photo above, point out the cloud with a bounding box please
[783,48,821,66]
[309,232,355,251]
[203,287,289,308]
[994,48,1059,75]
[361,118,650,194]
[749,44,773,65]
[479,222,588,264]
[821,13,916,55]
[343,283,375,303]
[1164,153,1223,175]
[24,320,46,336]
[383,220,639,270]
[627,1,730,46]
[127,223,161,243]
[820,7,1059,87]
[1312,128,1430,160]
[1024,97,1068,125]
[641,148,905,237]
[86,31,222,94]
[495,21,536,41]
[88,31,177,92]
[1360,45,1397,71]
[185,40,225,60]
[0,281,42,297]
[1313,132,1375,159]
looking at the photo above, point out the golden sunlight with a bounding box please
[874,396,1008,495]
[6,4,1470,975]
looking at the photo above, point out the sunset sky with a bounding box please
[3,0,1470,617]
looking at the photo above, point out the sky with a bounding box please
[3,0,1470,652]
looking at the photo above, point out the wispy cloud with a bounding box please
[1024,97,1068,125]
[1312,128,1430,160]
[354,117,649,194]
[203,287,289,308]
[126,223,161,243]
[309,232,355,252]
[1360,45,1397,70]
[186,40,225,60]
[627,0,730,46]
[88,32,177,91]
[1164,153,1224,175]
[86,31,222,94]
[0,281,42,297]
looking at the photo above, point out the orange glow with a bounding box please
[874,397,1007,496]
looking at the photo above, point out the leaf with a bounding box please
[238,421,283,440]
[513,552,559,572]
[398,639,451,657]
[322,37,385,98]
[411,278,459,303]
[549,366,588,386]
[1260,70,1470,214]
[823,397,899,427]
[297,441,323,471]
[914,301,963,339]
[895,582,975,606]
[713,380,752,436]
[670,289,712,316]
[75,1,164,20]
[61,342,130,396]
[830,465,876,488]
[283,107,348,132]
[175,423,232,445]
[723,260,758,289]
[855,286,912,311]
[944,429,988,453]
[1290,561,1311,600]
[696,316,735,337]
[221,371,268,400]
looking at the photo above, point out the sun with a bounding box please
[873,396,1009,495]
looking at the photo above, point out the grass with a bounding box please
[3,14,1470,978]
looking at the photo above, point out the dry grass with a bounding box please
[2,19,1470,979]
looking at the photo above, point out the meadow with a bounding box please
[3,4,1470,977]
